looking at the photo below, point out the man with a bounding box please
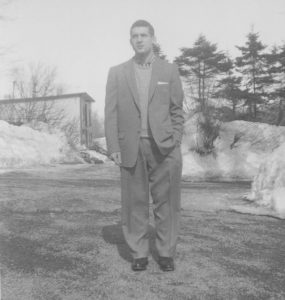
[104,20,184,271]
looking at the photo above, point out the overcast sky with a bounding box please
[1,0,285,117]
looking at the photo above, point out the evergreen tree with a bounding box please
[214,58,245,117]
[175,35,230,154]
[275,44,285,125]
[266,44,285,125]
[175,35,230,112]
[236,31,272,119]
[153,43,167,60]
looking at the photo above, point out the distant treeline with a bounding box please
[161,31,285,126]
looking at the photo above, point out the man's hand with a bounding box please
[110,152,122,166]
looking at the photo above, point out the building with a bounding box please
[0,93,95,147]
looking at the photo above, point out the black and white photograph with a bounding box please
[0,0,285,299]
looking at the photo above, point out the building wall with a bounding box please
[80,99,92,147]
[0,97,80,124]
[0,95,93,147]
[51,96,80,121]
[51,97,82,146]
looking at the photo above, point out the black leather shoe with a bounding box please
[131,257,148,271]
[158,257,174,271]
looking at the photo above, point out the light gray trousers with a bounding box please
[120,138,182,259]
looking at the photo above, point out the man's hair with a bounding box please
[130,20,155,36]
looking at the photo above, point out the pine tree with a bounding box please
[214,58,245,117]
[175,35,230,112]
[175,35,230,154]
[153,43,167,60]
[266,44,285,125]
[236,31,272,119]
[276,44,285,125]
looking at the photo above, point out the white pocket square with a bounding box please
[157,81,168,85]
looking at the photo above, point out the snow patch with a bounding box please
[182,119,285,218]
[1,117,284,218]
[0,120,82,168]
[246,143,285,218]
[182,120,285,180]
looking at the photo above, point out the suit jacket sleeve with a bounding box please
[170,63,184,144]
[104,67,120,155]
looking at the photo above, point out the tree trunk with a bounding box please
[198,62,201,104]
[252,59,257,119]
[254,100,257,118]
[202,63,206,112]
[276,99,284,126]
[248,99,253,119]
[232,101,236,117]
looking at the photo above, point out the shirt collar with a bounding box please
[133,52,156,68]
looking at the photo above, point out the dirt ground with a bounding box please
[0,163,284,300]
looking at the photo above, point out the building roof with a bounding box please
[0,92,95,104]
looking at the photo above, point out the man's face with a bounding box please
[130,26,155,55]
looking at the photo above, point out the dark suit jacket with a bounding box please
[104,57,184,167]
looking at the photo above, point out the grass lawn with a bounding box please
[0,163,284,299]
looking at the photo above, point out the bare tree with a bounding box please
[0,61,86,147]
[61,117,81,148]
[0,62,67,125]
[10,62,64,98]
[0,98,67,127]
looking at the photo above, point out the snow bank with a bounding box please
[93,137,107,151]
[80,149,109,164]
[247,143,285,218]
[0,120,81,168]
[78,137,109,164]
[182,118,285,217]
[1,117,284,217]
[182,119,285,180]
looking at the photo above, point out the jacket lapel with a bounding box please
[123,57,163,109]
[148,57,162,103]
[124,59,140,111]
